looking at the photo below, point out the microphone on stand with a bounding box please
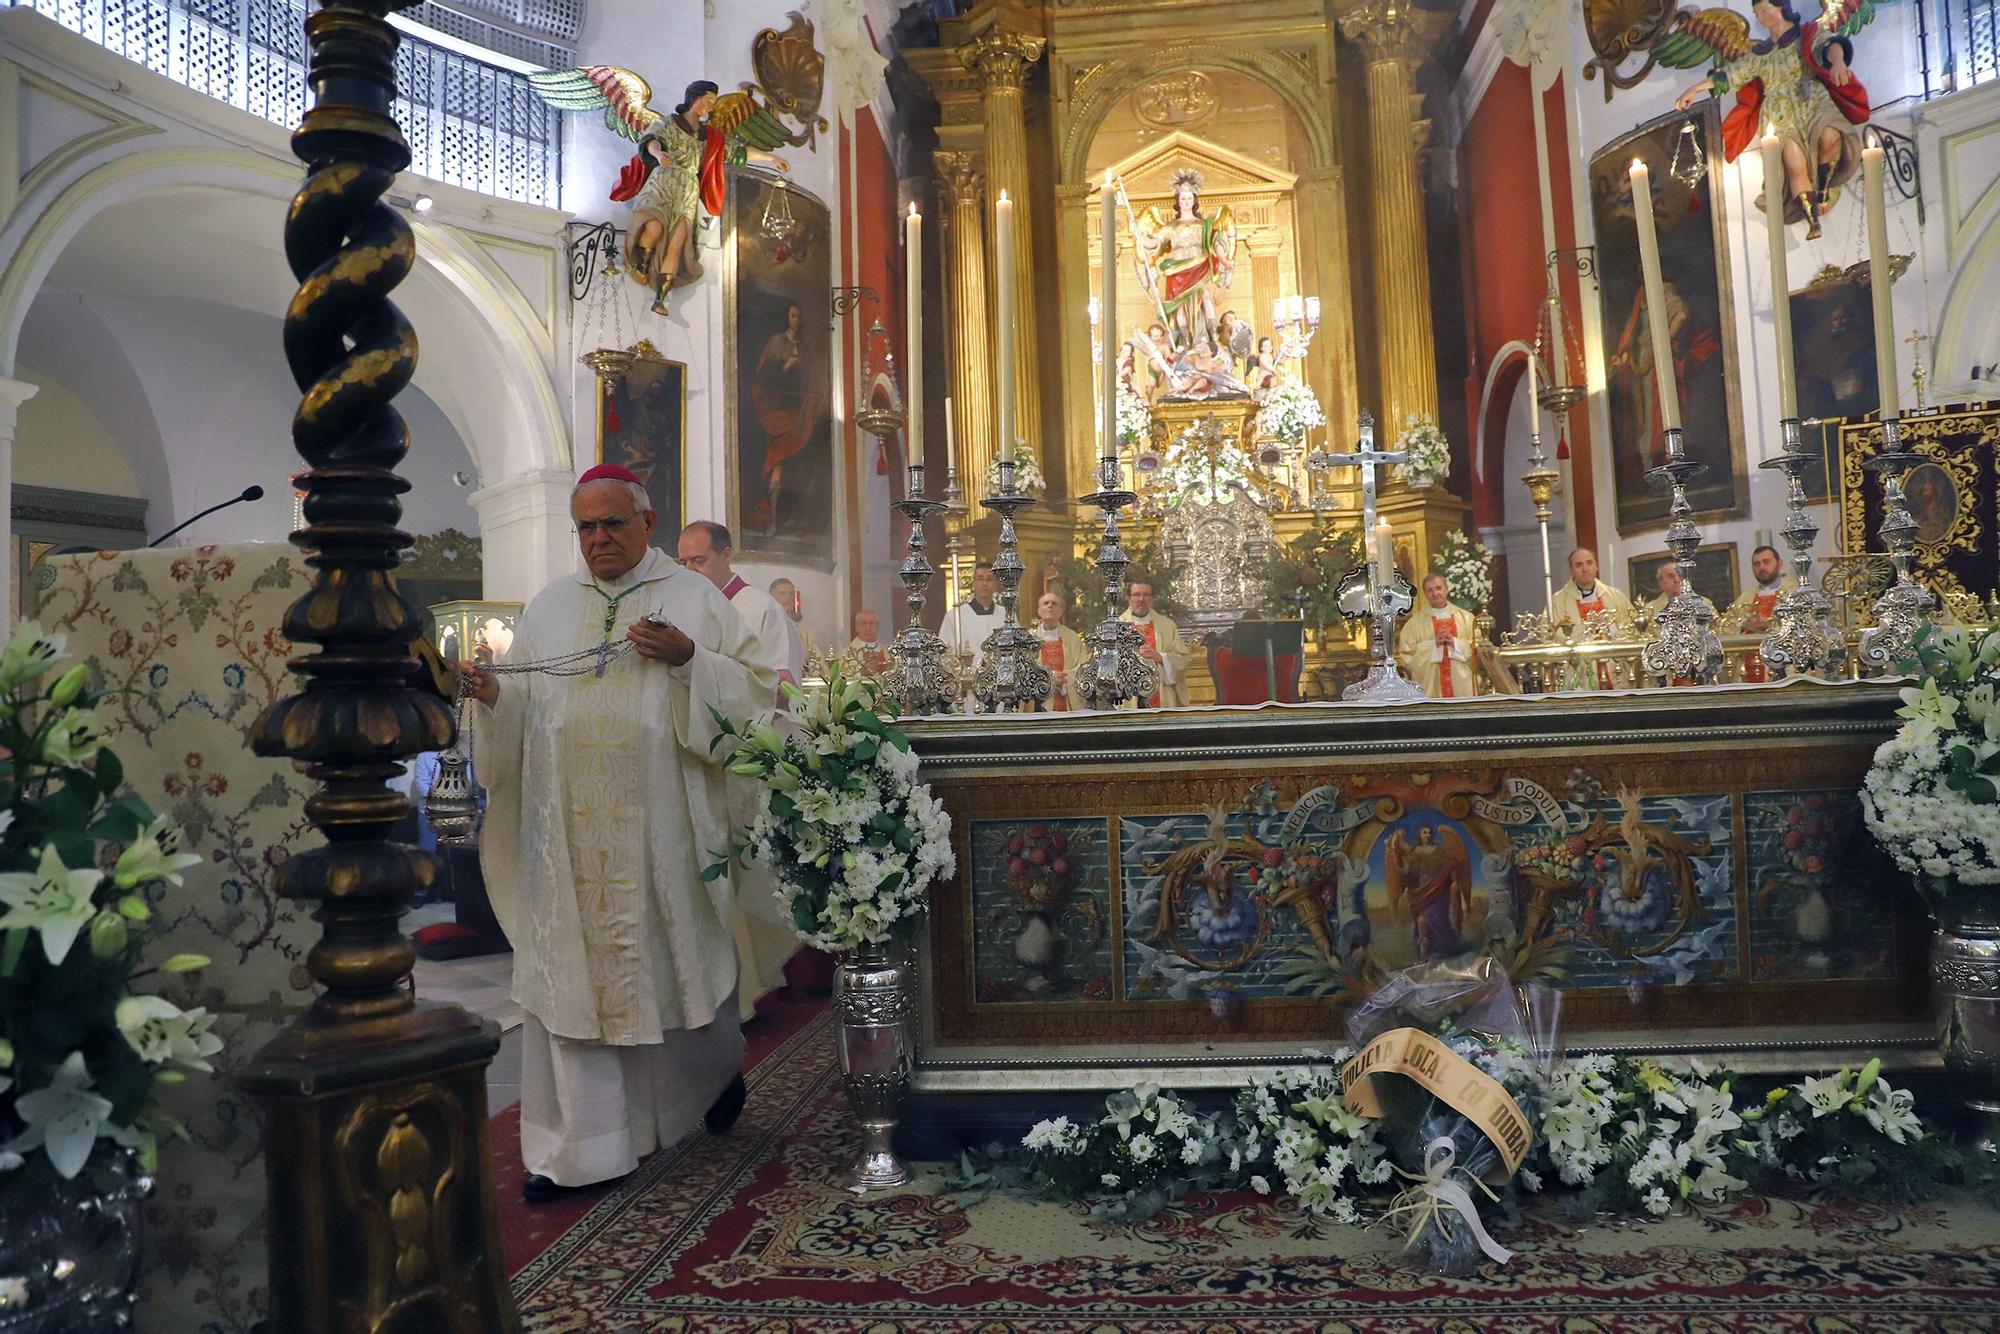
[147,485,265,548]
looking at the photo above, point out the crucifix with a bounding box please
[1306,410,1428,704]
[1906,329,1932,412]
[1308,409,1407,585]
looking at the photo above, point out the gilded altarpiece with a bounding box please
[1838,405,2000,621]
[909,690,1925,1088]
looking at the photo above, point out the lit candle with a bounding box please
[995,188,1016,464]
[1376,517,1396,585]
[1760,127,1798,420]
[945,393,956,466]
[1100,170,1118,462]
[1628,159,1682,431]
[1863,134,1900,419]
[905,201,924,467]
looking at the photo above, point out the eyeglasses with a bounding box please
[575,516,635,536]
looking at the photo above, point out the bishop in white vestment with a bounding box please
[466,467,777,1198]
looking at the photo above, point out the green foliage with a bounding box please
[1249,515,1363,627]
[1048,519,1186,629]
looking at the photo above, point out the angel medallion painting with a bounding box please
[531,68,808,314]
[1661,0,1876,239]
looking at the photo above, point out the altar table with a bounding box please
[902,680,1930,1098]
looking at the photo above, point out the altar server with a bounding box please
[676,519,802,1016]
[1033,590,1087,711]
[1549,547,1633,629]
[1122,577,1189,708]
[943,562,1006,667]
[679,520,806,691]
[461,464,776,1202]
[1397,573,1478,699]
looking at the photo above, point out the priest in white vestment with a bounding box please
[942,562,1005,667]
[1032,590,1086,711]
[1121,578,1190,708]
[1396,573,1478,698]
[463,464,777,1201]
[677,519,802,1015]
[1549,547,1633,628]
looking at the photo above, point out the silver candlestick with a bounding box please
[1075,453,1158,709]
[1642,427,1724,685]
[1757,417,1843,679]
[1857,414,1936,674]
[889,463,959,714]
[972,457,1052,712]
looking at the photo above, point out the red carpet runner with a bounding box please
[501,1006,2000,1331]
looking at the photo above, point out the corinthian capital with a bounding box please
[960,27,1046,91]
[934,151,987,206]
[1334,0,1454,68]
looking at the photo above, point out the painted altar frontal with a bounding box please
[902,682,1930,1093]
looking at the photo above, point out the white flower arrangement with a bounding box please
[1233,1054,1392,1224]
[1255,381,1326,448]
[1862,627,2000,887]
[1116,385,1152,449]
[713,672,954,951]
[0,623,215,1181]
[1432,530,1496,614]
[985,442,1046,496]
[1392,414,1451,488]
[1158,425,1260,505]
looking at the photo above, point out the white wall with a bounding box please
[12,364,141,497]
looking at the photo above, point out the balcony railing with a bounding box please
[4,0,562,207]
[1918,0,2000,97]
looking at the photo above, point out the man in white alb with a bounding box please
[942,562,1005,668]
[461,463,776,1202]
[677,519,803,1016]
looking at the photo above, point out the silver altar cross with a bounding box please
[1307,410,1407,565]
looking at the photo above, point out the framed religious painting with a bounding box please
[1789,264,1883,451]
[1839,406,2000,621]
[597,343,686,544]
[1628,541,1738,611]
[1590,108,1748,534]
[725,166,836,569]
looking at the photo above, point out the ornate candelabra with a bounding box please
[1642,427,1724,685]
[1857,414,1937,673]
[1308,410,1427,705]
[242,0,516,1326]
[1757,416,1843,679]
[1520,428,1560,614]
[972,457,1052,712]
[1074,453,1159,709]
[1272,295,1323,366]
[887,464,958,713]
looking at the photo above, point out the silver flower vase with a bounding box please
[1917,877,2000,1153]
[834,938,916,1192]
[0,1149,150,1331]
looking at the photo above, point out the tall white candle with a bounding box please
[1760,128,1799,420]
[1100,171,1118,462]
[1528,351,1543,441]
[1863,135,1900,419]
[1628,159,1682,431]
[905,201,924,467]
[945,393,956,467]
[1376,518,1396,585]
[995,189,1016,464]
[1545,282,1567,401]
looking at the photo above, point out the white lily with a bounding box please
[112,816,204,891]
[4,1051,113,1179]
[1797,1071,1851,1118]
[0,845,105,965]
[116,995,224,1072]
[38,709,104,767]
[0,622,66,689]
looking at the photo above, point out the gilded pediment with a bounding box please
[1105,130,1298,201]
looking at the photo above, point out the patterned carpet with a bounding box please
[504,1010,2000,1332]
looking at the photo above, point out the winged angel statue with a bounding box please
[1659,0,1877,239]
[531,68,805,314]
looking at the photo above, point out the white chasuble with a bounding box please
[1396,604,1477,699]
[474,548,778,1045]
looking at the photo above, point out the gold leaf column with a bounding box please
[936,151,996,502]
[961,26,1047,469]
[1336,0,1453,431]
